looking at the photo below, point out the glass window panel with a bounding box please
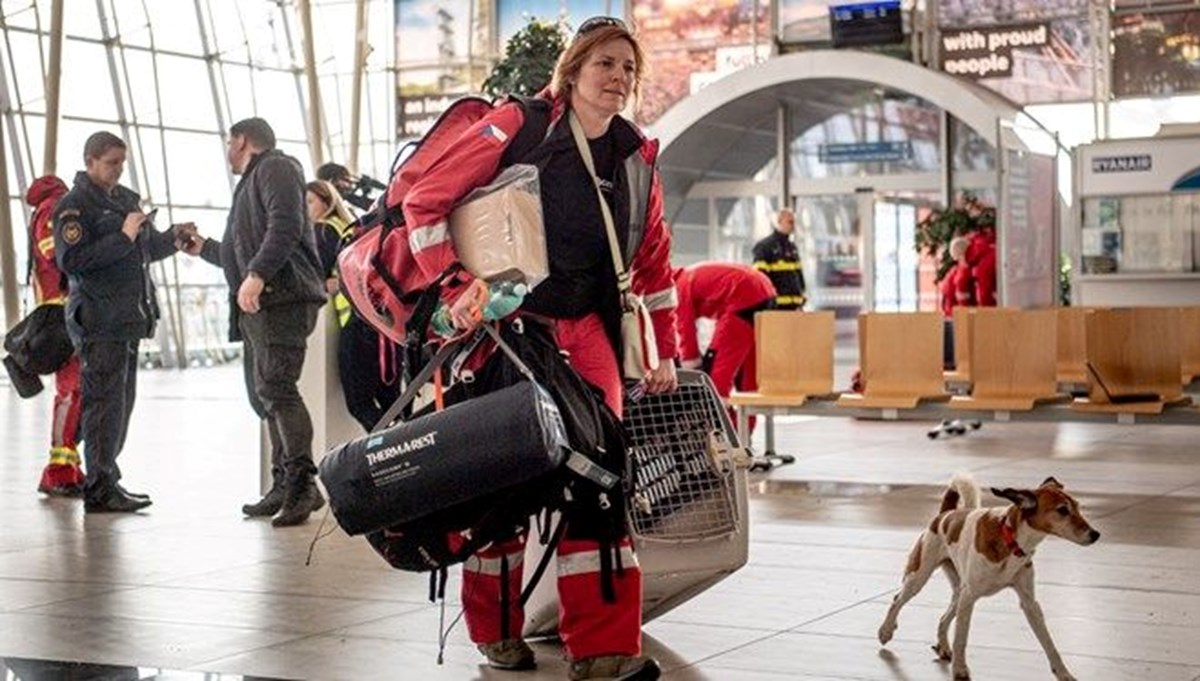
[154,54,218,130]
[161,130,233,207]
[0,1,43,30]
[60,40,118,120]
[120,49,160,125]
[217,62,255,123]
[143,0,204,54]
[251,69,306,140]
[5,31,47,113]
[62,0,104,39]
[204,0,251,63]
[109,0,153,48]
[951,117,996,172]
[277,141,315,179]
[16,114,46,184]
[128,127,168,204]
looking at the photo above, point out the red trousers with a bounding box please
[462,313,642,659]
[50,355,82,454]
[708,313,757,431]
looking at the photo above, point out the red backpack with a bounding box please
[337,96,551,346]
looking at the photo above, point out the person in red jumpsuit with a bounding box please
[399,16,677,681]
[25,175,85,496]
[966,227,997,307]
[674,263,776,430]
[939,236,974,318]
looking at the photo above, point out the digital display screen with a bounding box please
[829,1,904,48]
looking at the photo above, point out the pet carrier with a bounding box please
[522,369,751,636]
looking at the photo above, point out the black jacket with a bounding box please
[752,230,807,309]
[200,149,325,341]
[54,172,178,342]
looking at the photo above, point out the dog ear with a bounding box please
[991,487,1038,511]
[1041,477,1063,489]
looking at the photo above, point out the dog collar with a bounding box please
[1000,518,1026,558]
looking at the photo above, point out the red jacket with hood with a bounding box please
[25,175,69,303]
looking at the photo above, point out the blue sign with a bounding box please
[819,141,913,164]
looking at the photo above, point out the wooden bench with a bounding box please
[1181,307,1200,385]
[949,308,1067,411]
[837,312,948,409]
[1056,306,1090,387]
[1074,308,1192,415]
[729,310,836,409]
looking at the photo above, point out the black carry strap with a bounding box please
[371,338,464,432]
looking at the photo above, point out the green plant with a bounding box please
[482,20,567,99]
[914,194,996,283]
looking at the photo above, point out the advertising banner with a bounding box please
[936,0,1093,104]
[498,0,624,47]
[1112,9,1200,98]
[632,0,770,125]
[395,0,490,139]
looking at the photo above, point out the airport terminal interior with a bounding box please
[3,1,1200,680]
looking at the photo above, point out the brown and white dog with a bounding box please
[877,474,1100,680]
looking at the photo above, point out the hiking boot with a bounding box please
[568,655,660,681]
[270,479,325,527]
[38,463,84,497]
[478,638,536,670]
[242,484,285,517]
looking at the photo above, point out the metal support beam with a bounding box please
[42,0,64,175]
[776,101,790,208]
[296,0,324,170]
[348,0,368,172]
[0,120,19,330]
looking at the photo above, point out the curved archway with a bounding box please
[647,50,1027,223]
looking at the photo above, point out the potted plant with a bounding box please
[914,194,996,283]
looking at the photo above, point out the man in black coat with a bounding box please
[53,131,194,513]
[752,208,807,310]
[181,118,327,527]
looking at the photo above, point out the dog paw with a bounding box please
[952,667,971,680]
[1053,670,1077,681]
[932,642,952,661]
[877,623,896,645]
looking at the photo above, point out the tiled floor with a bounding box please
[3,364,1200,680]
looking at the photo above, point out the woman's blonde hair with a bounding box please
[550,22,647,109]
[305,180,354,225]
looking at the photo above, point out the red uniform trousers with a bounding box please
[51,355,82,452]
[462,313,643,659]
[708,312,757,432]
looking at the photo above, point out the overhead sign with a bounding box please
[939,22,1049,79]
[829,1,904,48]
[819,141,913,164]
[1092,155,1153,174]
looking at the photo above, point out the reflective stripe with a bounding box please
[334,292,352,327]
[408,221,450,253]
[556,545,638,578]
[754,261,802,272]
[643,286,677,312]
[776,295,806,305]
[463,550,525,577]
[38,236,55,256]
[48,445,79,465]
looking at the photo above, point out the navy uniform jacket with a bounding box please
[53,172,178,343]
[752,230,807,309]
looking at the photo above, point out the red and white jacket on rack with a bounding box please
[397,90,678,364]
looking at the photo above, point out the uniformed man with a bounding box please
[181,118,327,527]
[752,208,807,310]
[53,131,195,513]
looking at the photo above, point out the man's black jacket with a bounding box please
[200,149,325,341]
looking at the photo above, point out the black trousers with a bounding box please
[239,304,319,481]
[337,315,402,432]
[79,339,139,499]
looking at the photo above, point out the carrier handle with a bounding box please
[371,338,464,432]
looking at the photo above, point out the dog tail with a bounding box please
[940,473,981,512]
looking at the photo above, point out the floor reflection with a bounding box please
[751,478,901,497]
[2,658,292,681]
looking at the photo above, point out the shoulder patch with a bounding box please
[62,221,83,245]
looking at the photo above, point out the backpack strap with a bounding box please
[500,95,553,167]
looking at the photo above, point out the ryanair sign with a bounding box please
[1092,155,1152,173]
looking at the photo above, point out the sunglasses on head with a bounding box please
[575,16,627,37]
